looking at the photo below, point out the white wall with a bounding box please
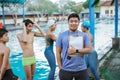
[100,6,115,18]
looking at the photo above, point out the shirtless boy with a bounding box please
[17,19,46,80]
[0,28,20,80]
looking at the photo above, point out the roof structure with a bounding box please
[100,0,120,6]
[0,0,25,4]
[0,0,26,25]
[0,11,42,15]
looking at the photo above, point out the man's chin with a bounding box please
[71,29,77,32]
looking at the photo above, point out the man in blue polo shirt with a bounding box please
[56,13,92,80]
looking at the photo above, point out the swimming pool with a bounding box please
[9,53,56,80]
[7,21,118,80]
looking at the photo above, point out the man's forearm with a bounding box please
[78,47,92,54]
[56,53,62,69]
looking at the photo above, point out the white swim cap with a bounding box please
[47,19,55,27]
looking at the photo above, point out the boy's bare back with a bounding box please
[0,44,10,72]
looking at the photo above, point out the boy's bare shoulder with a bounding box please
[17,33,22,40]
[17,33,22,37]
[0,46,10,55]
[4,46,10,54]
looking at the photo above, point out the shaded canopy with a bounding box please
[0,0,25,4]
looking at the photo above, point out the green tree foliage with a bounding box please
[26,0,59,14]
[71,5,83,14]
[27,5,37,11]
[83,0,89,9]
[82,0,100,9]
[64,1,82,14]
[64,1,76,10]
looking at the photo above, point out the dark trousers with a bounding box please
[59,69,88,80]
[2,69,18,80]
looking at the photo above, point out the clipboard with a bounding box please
[69,35,83,49]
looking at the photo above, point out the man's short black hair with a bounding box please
[68,13,80,21]
[0,28,8,38]
[23,19,34,27]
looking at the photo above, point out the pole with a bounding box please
[22,3,25,20]
[89,0,95,47]
[2,4,5,26]
[115,0,118,37]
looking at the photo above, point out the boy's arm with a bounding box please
[22,23,27,42]
[0,48,10,79]
[34,23,46,37]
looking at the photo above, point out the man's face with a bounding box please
[68,17,79,32]
[0,33,9,42]
[26,23,34,31]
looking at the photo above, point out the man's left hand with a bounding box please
[68,45,76,56]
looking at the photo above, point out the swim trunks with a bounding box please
[22,56,36,66]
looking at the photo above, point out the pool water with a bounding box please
[9,53,53,80]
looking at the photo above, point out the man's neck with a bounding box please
[85,30,88,33]
[69,29,78,32]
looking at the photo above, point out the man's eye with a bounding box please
[70,21,73,23]
[73,20,78,22]
[70,20,78,23]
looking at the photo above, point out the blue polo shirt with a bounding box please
[56,30,91,71]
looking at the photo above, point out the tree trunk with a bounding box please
[13,14,17,27]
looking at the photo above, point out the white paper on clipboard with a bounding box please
[69,35,83,49]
